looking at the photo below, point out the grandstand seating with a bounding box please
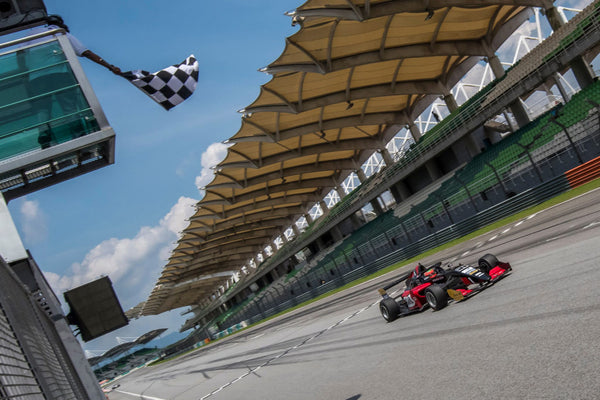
[213,2,600,331]
[280,80,600,304]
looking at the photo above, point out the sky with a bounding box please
[6,0,301,352]
[5,0,593,353]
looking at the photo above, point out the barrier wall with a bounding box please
[0,257,88,399]
[566,155,600,187]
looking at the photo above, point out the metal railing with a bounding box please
[186,1,600,328]
[0,258,89,399]
[241,0,600,284]
[220,110,599,329]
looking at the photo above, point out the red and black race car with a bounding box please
[378,253,512,322]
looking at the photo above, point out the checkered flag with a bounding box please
[121,55,198,110]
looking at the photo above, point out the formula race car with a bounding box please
[378,253,512,322]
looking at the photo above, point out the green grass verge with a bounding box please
[152,177,600,365]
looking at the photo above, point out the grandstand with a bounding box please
[87,328,167,380]
[219,88,599,330]
[130,0,600,344]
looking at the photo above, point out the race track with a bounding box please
[108,188,600,400]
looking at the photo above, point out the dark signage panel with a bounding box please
[64,276,128,342]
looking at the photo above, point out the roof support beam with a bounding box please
[208,160,348,189]
[205,177,337,206]
[326,20,339,71]
[204,194,318,220]
[209,207,302,230]
[220,137,383,170]
[290,1,545,20]
[243,79,447,115]
[236,118,277,143]
[195,230,284,251]
[431,7,450,50]
[279,38,326,74]
[177,244,265,266]
[230,111,409,146]
[264,40,487,74]
[192,218,297,244]
[344,0,364,21]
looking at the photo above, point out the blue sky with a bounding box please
[7,0,300,352]
[6,0,592,353]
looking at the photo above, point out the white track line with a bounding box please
[198,209,556,399]
[199,301,378,399]
[114,390,167,400]
[583,222,600,230]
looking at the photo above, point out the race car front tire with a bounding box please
[425,285,448,311]
[478,253,499,274]
[380,298,400,322]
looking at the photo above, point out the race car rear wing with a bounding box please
[378,272,410,298]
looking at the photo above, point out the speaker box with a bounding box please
[64,276,129,342]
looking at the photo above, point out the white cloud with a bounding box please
[44,196,197,308]
[194,142,229,192]
[42,142,231,343]
[19,198,47,243]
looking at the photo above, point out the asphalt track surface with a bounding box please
[108,188,600,400]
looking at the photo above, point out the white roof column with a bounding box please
[280,230,289,243]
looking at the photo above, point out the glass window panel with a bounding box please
[0,39,99,161]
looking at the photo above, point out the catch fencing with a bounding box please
[0,257,95,400]
[221,109,600,330]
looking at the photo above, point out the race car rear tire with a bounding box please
[380,298,400,322]
[424,285,448,311]
[478,253,499,274]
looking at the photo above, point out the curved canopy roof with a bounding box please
[135,328,167,345]
[141,0,540,316]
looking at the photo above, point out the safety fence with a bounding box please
[0,258,90,400]
[220,109,600,330]
[181,1,600,342]
[238,1,600,287]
